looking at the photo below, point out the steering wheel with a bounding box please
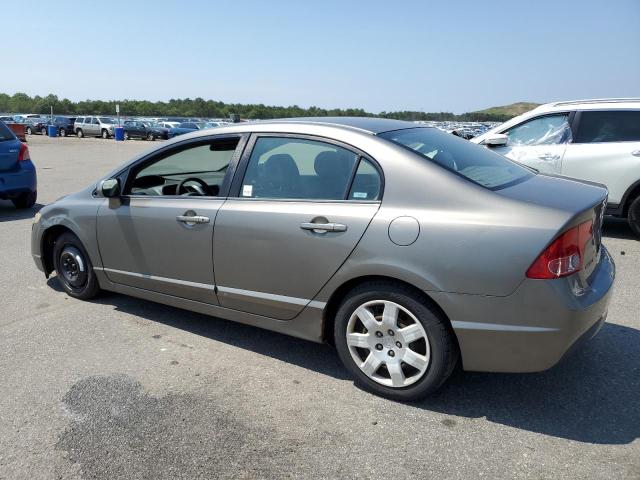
[176,177,213,196]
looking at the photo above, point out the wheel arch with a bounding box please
[41,225,78,276]
[321,275,459,351]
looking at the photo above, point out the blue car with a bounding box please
[0,120,37,209]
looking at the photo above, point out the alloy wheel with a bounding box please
[346,300,430,388]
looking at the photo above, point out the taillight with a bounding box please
[526,220,594,279]
[18,143,30,162]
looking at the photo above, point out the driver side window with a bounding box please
[127,138,240,197]
[505,114,571,146]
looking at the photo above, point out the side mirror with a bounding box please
[483,133,508,147]
[100,178,121,198]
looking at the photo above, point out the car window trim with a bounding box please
[228,132,384,202]
[118,133,249,200]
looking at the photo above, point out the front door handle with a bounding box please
[300,222,348,233]
[177,214,210,224]
[537,153,560,161]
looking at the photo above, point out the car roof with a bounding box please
[532,98,640,114]
[252,117,421,135]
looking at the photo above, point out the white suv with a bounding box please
[472,99,640,236]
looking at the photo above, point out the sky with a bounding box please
[2,0,639,113]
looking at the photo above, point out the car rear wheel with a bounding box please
[334,282,458,401]
[11,190,37,209]
[76,129,84,138]
[60,128,66,137]
[627,195,640,238]
[147,132,155,141]
[53,232,100,300]
[124,132,130,140]
[26,126,33,135]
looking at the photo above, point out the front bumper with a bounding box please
[430,246,615,372]
[0,160,37,199]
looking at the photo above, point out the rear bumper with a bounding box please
[0,160,37,198]
[430,246,615,372]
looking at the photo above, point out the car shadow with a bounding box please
[0,201,43,222]
[602,217,636,240]
[46,279,639,445]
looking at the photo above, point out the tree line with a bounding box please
[0,92,512,122]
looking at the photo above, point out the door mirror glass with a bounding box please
[101,178,121,198]
[483,133,508,147]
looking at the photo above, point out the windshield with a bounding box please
[379,127,533,190]
[99,117,117,124]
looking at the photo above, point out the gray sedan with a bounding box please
[31,117,614,401]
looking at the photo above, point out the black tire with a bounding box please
[628,195,640,238]
[76,129,84,138]
[41,127,47,135]
[101,129,110,139]
[11,190,37,209]
[334,281,458,401]
[26,126,33,135]
[124,131,130,140]
[147,132,155,141]
[60,128,66,137]
[53,232,100,300]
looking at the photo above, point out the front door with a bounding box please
[97,135,245,304]
[213,135,382,320]
[491,112,572,174]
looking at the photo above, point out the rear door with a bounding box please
[0,122,20,171]
[491,113,572,174]
[213,134,382,320]
[562,110,640,204]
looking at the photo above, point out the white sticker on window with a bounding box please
[353,192,368,199]
[242,185,253,197]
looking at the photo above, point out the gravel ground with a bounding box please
[0,135,638,479]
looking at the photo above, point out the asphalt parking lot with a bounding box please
[0,135,638,480]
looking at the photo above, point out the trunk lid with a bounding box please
[497,173,608,282]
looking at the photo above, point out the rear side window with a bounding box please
[504,114,571,146]
[574,111,640,143]
[241,137,360,200]
[379,127,533,190]
[0,121,15,142]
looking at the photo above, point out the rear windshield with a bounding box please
[0,121,15,142]
[99,117,117,124]
[379,127,533,189]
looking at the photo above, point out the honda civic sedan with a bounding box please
[31,117,614,401]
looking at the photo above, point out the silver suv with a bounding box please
[74,116,117,139]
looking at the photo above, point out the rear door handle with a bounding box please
[177,214,210,224]
[300,222,348,232]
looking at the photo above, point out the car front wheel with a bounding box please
[26,126,33,135]
[53,232,100,300]
[76,129,84,138]
[60,128,66,137]
[334,282,458,401]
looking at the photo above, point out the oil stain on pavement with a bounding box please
[56,375,296,479]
